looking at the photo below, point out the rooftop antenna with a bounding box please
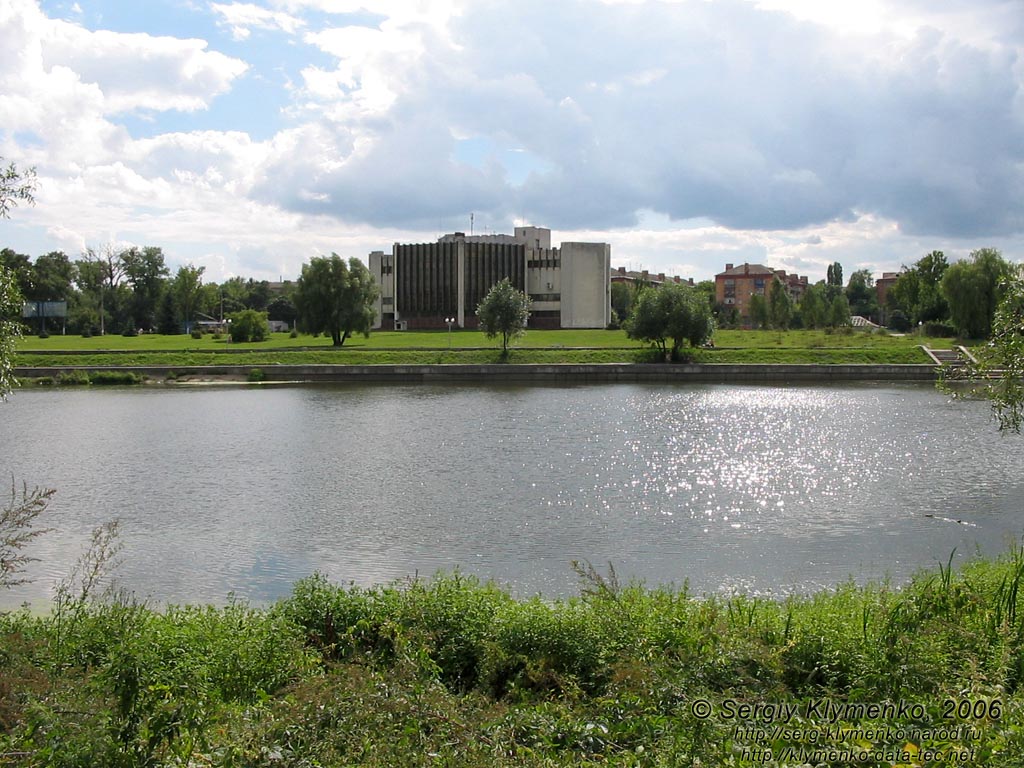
[470,212,474,236]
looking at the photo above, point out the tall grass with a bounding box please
[4,548,1024,765]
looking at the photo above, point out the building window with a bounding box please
[382,297,393,306]
[529,293,561,302]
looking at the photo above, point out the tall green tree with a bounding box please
[845,269,879,321]
[610,281,634,326]
[768,276,793,330]
[625,281,713,361]
[0,248,34,299]
[0,265,22,398]
[123,246,169,332]
[0,159,36,396]
[295,254,379,347]
[829,293,851,327]
[827,262,843,290]
[941,248,1012,338]
[748,293,769,329]
[30,251,74,302]
[943,266,1024,431]
[799,283,828,329]
[172,264,206,333]
[889,251,949,324]
[476,277,532,355]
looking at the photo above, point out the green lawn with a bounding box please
[15,328,958,366]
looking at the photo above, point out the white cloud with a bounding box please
[211,2,305,40]
[2,0,1022,286]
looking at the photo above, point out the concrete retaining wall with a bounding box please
[15,363,939,384]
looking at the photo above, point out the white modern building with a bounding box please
[369,226,611,330]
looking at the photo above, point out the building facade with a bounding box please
[610,267,694,287]
[369,227,611,330]
[715,262,809,326]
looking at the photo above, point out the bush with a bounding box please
[923,321,957,338]
[229,309,269,343]
[121,327,138,337]
[247,368,265,382]
[887,309,912,333]
[289,328,298,338]
[190,328,203,340]
[89,371,142,385]
[37,330,49,339]
[57,370,90,386]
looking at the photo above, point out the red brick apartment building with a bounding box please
[715,263,809,326]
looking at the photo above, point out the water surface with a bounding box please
[1,382,1021,607]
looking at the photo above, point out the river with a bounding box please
[0,382,1021,607]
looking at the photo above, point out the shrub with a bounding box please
[190,328,203,339]
[229,309,269,343]
[923,321,957,338]
[121,327,138,337]
[57,370,90,386]
[37,330,49,339]
[247,368,265,382]
[888,309,912,332]
[289,328,298,338]
[89,371,142,385]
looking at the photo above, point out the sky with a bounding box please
[0,0,1022,284]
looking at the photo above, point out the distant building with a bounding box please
[610,267,694,287]
[369,226,611,330]
[715,262,809,327]
[875,272,900,325]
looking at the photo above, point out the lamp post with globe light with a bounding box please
[445,317,456,349]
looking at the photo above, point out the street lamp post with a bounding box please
[445,317,456,349]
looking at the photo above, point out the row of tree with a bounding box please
[0,246,299,336]
[887,248,1016,339]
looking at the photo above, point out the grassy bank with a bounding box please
[14,329,954,368]
[3,550,1024,766]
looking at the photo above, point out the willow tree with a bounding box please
[626,281,713,361]
[295,254,379,347]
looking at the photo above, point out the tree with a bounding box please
[172,264,206,333]
[30,251,74,302]
[0,264,22,398]
[943,266,1024,432]
[610,281,634,325]
[625,281,713,361]
[829,293,851,327]
[845,269,879,321]
[768,276,793,330]
[889,251,949,324]
[0,158,36,219]
[156,290,178,334]
[941,248,1012,339]
[267,294,297,327]
[228,309,269,343]
[827,262,843,290]
[748,293,769,329]
[123,246,169,331]
[799,283,828,329]
[295,254,379,347]
[476,277,532,355]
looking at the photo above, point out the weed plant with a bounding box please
[4,549,1024,765]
